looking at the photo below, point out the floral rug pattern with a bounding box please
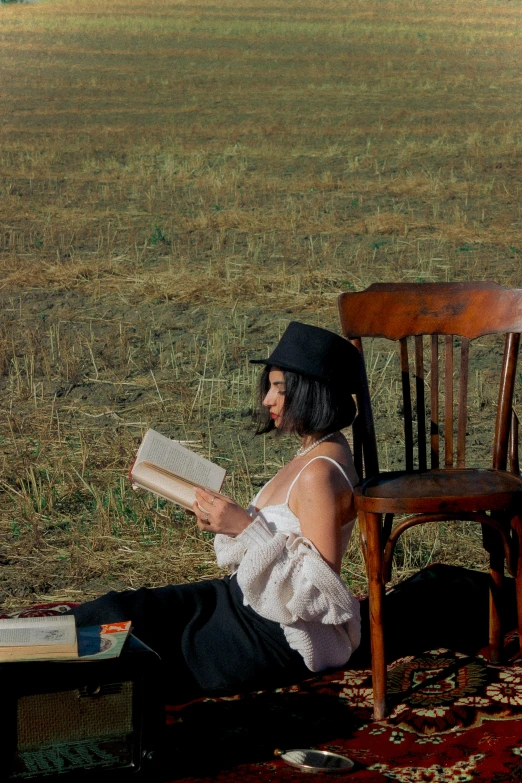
[167,635,522,783]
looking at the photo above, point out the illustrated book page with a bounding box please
[78,621,132,660]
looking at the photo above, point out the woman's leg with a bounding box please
[71,579,224,702]
[70,576,310,702]
[181,575,310,696]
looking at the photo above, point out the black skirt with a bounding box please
[70,575,309,703]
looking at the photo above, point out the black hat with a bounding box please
[250,322,360,391]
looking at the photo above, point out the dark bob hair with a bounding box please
[255,365,356,437]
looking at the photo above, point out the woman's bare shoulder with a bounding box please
[296,453,354,492]
[292,454,355,525]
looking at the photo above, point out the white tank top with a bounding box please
[247,456,356,554]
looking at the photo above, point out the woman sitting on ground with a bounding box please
[71,322,361,702]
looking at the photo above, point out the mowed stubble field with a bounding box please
[0,0,521,608]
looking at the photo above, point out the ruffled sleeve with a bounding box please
[214,516,360,627]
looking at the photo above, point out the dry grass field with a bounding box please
[0,0,521,608]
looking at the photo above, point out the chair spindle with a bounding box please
[457,337,470,468]
[415,335,427,472]
[509,410,520,477]
[493,333,521,471]
[353,415,363,484]
[400,338,414,471]
[444,336,454,467]
[430,335,439,469]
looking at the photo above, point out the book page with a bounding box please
[131,462,197,510]
[0,615,76,647]
[135,429,225,491]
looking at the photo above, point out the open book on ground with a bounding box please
[131,429,226,510]
[0,615,78,661]
[0,617,132,663]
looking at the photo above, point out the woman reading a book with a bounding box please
[72,322,361,702]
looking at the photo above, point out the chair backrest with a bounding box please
[338,282,522,481]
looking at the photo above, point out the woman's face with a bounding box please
[263,368,286,427]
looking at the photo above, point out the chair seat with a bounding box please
[355,468,522,514]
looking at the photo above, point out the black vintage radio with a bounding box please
[3,636,163,781]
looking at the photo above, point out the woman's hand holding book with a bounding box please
[193,487,252,537]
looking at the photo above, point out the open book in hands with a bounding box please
[130,429,226,511]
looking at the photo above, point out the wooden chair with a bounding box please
[338,281,522,720]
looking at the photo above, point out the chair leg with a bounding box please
[511,515,522,656]
[489,545,504,664]
[483,522,505,663]
[365,510,387,720]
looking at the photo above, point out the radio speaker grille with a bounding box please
[10,682,135,779]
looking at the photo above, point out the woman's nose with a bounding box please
[263,390,274,407]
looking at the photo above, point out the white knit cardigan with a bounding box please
[214,515,361,672]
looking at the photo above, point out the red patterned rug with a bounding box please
[165,639,522,783]
[3,566,522,782]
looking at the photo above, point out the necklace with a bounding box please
[295,432,335,458]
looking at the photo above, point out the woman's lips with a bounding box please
[270,412,278,420]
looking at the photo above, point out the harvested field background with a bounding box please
[0,0,521,608]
